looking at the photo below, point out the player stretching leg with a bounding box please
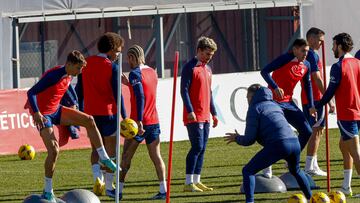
[26,51,116,202]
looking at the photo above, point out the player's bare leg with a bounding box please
[305,127,326,176]
[40,127,59,202]
[339,138,354,196]
[147,138,167,199]
[60,106,116,171]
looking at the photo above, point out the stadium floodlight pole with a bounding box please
[115,53,123,203]
[166,51,179,203]
[321,41,331,192]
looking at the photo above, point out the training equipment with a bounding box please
[240,174,287,193]
[280,172,318,190]
[328,191,346,203]
[18,144,35,160]
[120,118,138,139]
[288,193,307,203]
[61,189,100,203]
[310,192,330,203]
[23,194,65,203]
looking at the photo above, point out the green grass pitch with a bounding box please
[0,129,359,202]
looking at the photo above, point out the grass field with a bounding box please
[1,129,359,202]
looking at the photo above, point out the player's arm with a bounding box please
[120,94,127,119]
[302,63,314,108]
[129,71,144,121]
[27,68,65,113]
[129,70,145,134]
[236,108,259,146]
[315,63,341,110]
[180,64,194,113]
[210,91,218,127]
[110,63,127,119]
[75,73,84,111]
[225,107,259,146]
[260,53,293,89]
[307,52,325,93]
[27,68,65,128]
[61,84,78,107]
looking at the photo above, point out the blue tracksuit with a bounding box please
[236,87,312,203]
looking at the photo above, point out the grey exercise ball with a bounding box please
[23,194,65,203]
[61,189,100,203]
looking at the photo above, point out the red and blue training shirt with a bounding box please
[315,54,360,120]
[27,65,72,115]
[81,54,118,116]
[180,58,217,125]
[129,65,159,125]
[260,52,314,106]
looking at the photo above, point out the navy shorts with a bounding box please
[302,101,325,128]
[337,120,360,141]
[94,115,117,137]
[43,106,62,128]
[134,123,161,144]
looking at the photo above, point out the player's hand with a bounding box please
[212,115,218,128]
[328,100,335,114]
[121,73,130,85]
[136,121,145,136]
[187,112,197,122]
[274,87,284,100]
[33,112,47,130]
[309,107,317,118]
[224,129,239,144]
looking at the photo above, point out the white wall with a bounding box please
[303,0,360,65]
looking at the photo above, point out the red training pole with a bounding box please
[166,51,179,203]
[321,41,331,192]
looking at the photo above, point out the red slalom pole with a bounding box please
[166,51,179,203]
[321,41,331,192]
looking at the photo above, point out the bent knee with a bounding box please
[83,115,96,128]
[48,145,60,159]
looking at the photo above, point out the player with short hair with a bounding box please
[119,44,167,200]
[310,33,360,197]
[225,84,312,203]
[181,36,218,192]
[302,27,335,176]
[260,39,314,178]
[26,50,117,202]
[76,32,127,198]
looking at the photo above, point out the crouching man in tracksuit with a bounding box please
[225,84,312,203]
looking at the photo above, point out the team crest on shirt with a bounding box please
[290,65,305,77]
